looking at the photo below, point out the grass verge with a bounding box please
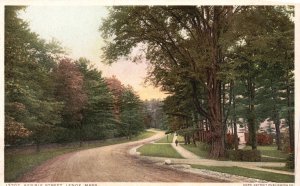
[191,165,294,183]
[243,145,289,159]
[180,143,209,158]
[137,144,183,158]
[5,130,155,182]
[260,166,294,172]
[155,134,174,143]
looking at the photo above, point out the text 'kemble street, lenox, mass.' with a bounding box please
[6,184,98,186]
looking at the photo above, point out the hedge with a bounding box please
[226,149,261,162]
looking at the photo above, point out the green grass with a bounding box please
[137,144,183,158]
[5,130,155,182]
[261,157,286,162]
[180,143,209,158]
[260,166,294,172]
[131,131,156,141]
[5,148,76,182]
[155,134,174,143]
[243,145,288,161]
[191,165,294,183]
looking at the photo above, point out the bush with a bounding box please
[285,153,294,169]
[226,133,234,150]
[257,133,273,145]
[226,149,261,162]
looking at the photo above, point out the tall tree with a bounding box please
[225,6,294,150]
[5,6,64,149]
[76,58,117,140]
[101,6,294,157]
[119,86,145,139]
[54,58,87,144]
[105,76,125,120]
[101,6,241,158]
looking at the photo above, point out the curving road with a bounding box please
[19,130,218,182]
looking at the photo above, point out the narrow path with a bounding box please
[171,135,201,159]
[164,135,293,176]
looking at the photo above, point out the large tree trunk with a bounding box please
[233,119,239,150]
[209,122,224,158]
[270,81,282,151]
[287,82,294,153]
[207,77,225,158]
[232,81,239,150]
[221,83,227,150]
[274,112,282,150]
[248,79,257,150]
[189,7,229,158]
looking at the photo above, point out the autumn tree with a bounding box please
[5,116,31,145]
[104,76,125,120]
[53,58,87,144]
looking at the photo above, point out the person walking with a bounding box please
[175,139,178,146]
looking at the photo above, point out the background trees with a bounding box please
[76,58,117,140]
[119,87,145,139]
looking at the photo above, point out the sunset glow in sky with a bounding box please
[19,6,167,100]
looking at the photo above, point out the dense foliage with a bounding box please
[5,6,146,149]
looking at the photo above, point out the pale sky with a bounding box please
[19,6,167,100]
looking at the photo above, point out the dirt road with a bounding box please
[19,130,219,182]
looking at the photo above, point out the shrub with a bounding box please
[226,133,234,150]
[257,133,273,145]
[285,153,294,169]
[226,149,261,162]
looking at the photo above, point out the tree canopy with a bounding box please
[100,6,294,157]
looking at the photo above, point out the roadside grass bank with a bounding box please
[138,144,183,158]
[5,130,156,182]
[243,145,289,159]
[155,134,174,143]
[191,165,294,183]
[244,145,288,162]
[259,166,294,172]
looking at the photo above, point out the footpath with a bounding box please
[129,134,294,183]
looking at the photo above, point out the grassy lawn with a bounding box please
[180,143,209,158]
[243,145,288,162]
[155,134,174,143]
[5,148,76,182]
[191,165,294,183]
[137,144,183,158]
[5,130,155,182]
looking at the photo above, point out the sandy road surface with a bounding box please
[19,130,218,182]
